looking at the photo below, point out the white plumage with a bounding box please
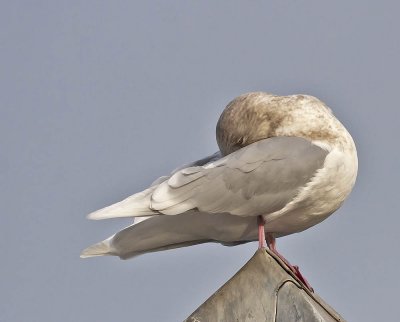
[81,92,358,259]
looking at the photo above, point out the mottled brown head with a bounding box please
[216,92,346,155]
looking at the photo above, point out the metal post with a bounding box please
[185,249,345,322]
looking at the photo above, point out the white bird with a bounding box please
[81,92,358,290]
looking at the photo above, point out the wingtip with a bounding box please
[86,211,101,220]
[86,208,116,220]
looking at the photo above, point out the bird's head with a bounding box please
[216,92,347,156]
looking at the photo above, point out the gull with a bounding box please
[81,92,358,290]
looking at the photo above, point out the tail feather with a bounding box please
[81,212,257,259]
[80,237,113,258]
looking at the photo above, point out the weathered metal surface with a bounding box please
[185,249,345,322]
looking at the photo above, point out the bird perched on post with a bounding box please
[81,92,358,291]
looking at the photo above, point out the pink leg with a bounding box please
[257,216,266,249]
[266,232,314,292]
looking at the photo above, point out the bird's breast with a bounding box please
[264,144,358,235]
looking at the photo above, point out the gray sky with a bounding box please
[1,1,399,321]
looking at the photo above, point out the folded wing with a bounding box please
[151,137,328,217]
[88,137,328,220]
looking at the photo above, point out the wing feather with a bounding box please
[88,137,328,220]
[151,137,328,217]
[87,152,221,220]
